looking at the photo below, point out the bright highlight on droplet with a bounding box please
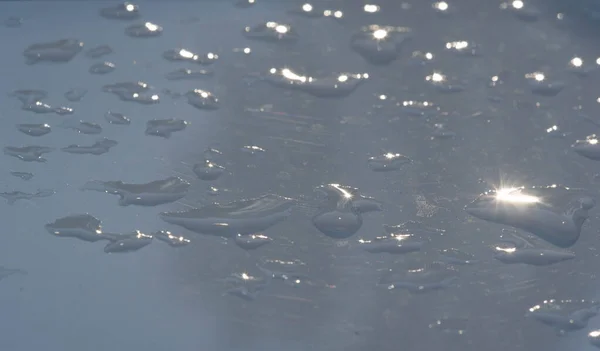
[512,0,524,9]
[446,41,469,50]
[373,29,388,40]
[364,4,380,13]
[434,1,449,11]
[403,100,431,107]
[330,183,353,199]
[570,57,583,67]
[426,72,445,82]
[495,187,540,204]
[495,246,516,253]
[278,68,307,82]
[587,136,599,144]
[144,22,159,31]
[526,72,545,81]
[179,49,194,59]
[275,25,288,34]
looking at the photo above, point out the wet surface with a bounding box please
[125,22,163,38]
[4,1,600,351]
[99,2,141,20]
[10,171,33,181]
[61,138,118,155]
[16,123,51,137]
[163,48,219,65]
[85,44,113,59]
[0,189,55,205]
[22,38,84,65]
[243,21,299,43]
[165,68,214,81]
[186,89,220,110]
[104,111,131,125]
[81,176,190,206]
[59,119,103,135]
[4,145,54,162]
[159,194,294,237]
[145,118,188,138]
[64,88,87,102]
[89,61,116,75]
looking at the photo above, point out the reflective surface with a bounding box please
[4,1,600,351]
